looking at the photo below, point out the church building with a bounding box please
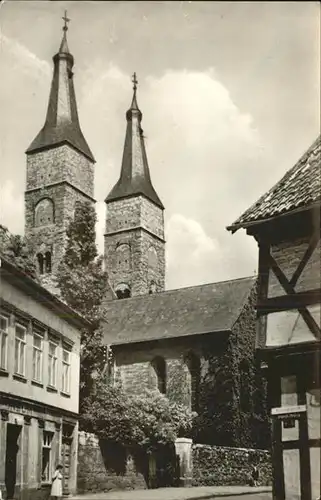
[18,15,269,467]
[24,17,96,284]
[101,76,269,450]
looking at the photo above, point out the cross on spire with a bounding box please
[132,72,138,91]
[62,10,70,32]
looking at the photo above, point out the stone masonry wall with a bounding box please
[77,432,147,493]
[113,283,270,449]
[25,184,94,276]
[25,144,95,276]
[192,444,272,487]
[140,197,165,240]
[105,196,165,296]
[114,339,205,407]
[26,144,94,197]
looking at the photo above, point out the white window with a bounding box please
[32,331,43,382]
[62,349,71,393]
[15,323,26,376]
[42,431,53,482]
[48,341,58,387]
[0,315,9,370]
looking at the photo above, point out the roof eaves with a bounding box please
[226,200,321,234]
[108,328,232,347]
[0,255,92,331]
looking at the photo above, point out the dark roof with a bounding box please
[102,276,256,345]
[105,89,164,209]
[0,255,92,331]
[26,32,95,162]
[227,136,321,232]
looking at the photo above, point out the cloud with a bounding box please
[0,180,24,234]
[166,213,219,288]
[0,33,50,78]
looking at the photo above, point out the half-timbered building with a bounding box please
[227,136,321,500]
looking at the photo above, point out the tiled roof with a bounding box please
[227,136,321,232]
[26,32,95,162]
[102,276,256,345]
[105,89,164,209]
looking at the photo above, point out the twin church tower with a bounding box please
[24,18,165,298]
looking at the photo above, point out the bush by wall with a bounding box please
[192,444,272,487]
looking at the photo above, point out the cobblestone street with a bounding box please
[72,486,272,500]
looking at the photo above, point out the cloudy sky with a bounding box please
[0,1,320,289]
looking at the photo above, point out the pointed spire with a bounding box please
[26,12,95,162]
[130,72,139,110]
[106,73,163,208]
[59,10,70,53]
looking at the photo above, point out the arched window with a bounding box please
[115,283,131,299]
[34,198,54,227]
[185,352,201,412]
[148,246,158,269]
[149,281,157,294]
[151,356,166,394]
[115,243,131,271]
[37,253,44,275]
[45,252,52,274]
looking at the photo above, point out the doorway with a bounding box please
[61,437,72,495]
[5,424,21,499]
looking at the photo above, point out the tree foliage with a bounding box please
[0,224,37,279]
[81,380,196,452]
[57,201,108,326]
[56,201,109,406]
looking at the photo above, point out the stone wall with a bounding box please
[113,287,270,450]
[25,143,95,277]
[77,432,147,493]
[26,144,94,197]
[105,195,165,296]
[192,444,272,487]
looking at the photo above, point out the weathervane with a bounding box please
[132,72,138,92]
[62,10,70,32]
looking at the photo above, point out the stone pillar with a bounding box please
[22,416,31,488]
[0,411,8,496]
[174,438,193,487]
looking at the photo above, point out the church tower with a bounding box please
[24,14,95,281]
[104,74,165,298]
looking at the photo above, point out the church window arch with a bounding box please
[115,243,131,271]
[34,198,54,227]
[45,251,52,274]
[115,283,131,300]
[150,356,166,394]
[149,281,157,294]
[184,351,201,412]
[147,246,158,269]
[37,253,44,275]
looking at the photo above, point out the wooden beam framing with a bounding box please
[290,233,320,287]
[268,254,321,340]
[257,289,321,313]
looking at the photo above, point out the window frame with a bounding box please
[0,314,9,371]
[32,330,44,383]
[14,322,27,377]
[34,198,55,227]
[61,348,71,394]
[41,431,53,483]
[48,340,58,388]
[151,356,167,394]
